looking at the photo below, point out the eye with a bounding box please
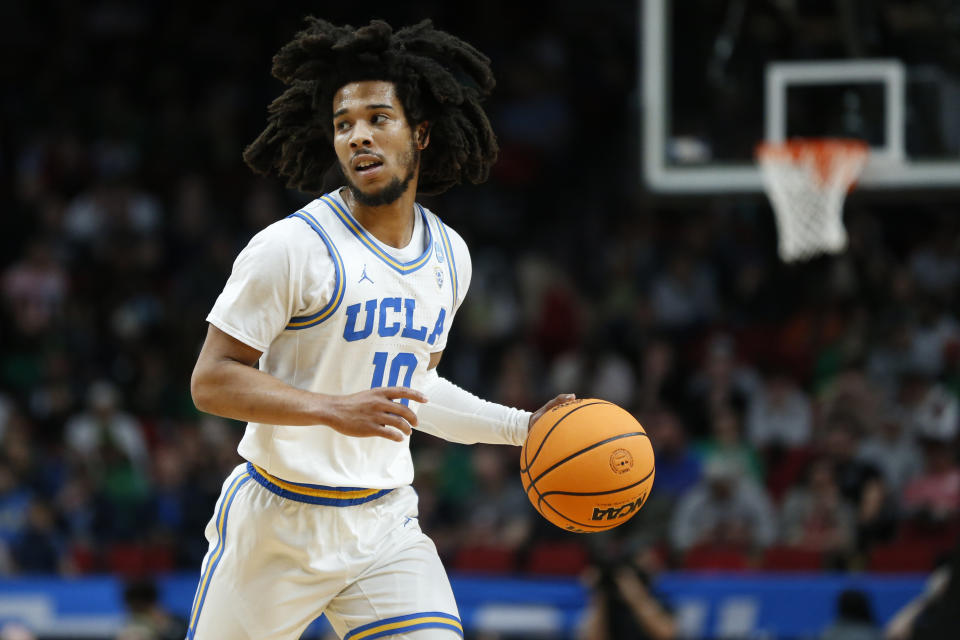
[371,114,389,125]
[335,120,351,132]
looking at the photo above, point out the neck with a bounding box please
[342,185,418,249]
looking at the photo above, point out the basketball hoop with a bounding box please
[756,138,869,263]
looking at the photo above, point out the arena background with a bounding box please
[1,1,958,638]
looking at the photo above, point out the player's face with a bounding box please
[332,81,425,206]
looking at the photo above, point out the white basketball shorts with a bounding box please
[186,463,462,640]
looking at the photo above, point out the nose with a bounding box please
[349,120,373,149]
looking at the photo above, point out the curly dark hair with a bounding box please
[243,18,498,196]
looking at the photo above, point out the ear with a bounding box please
[416,122,431,150]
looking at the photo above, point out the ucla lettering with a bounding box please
[427,308,446,346]
[400,299,428,340]
[378,297,402,337]
[343,299,378,342]
[590,492,648,521]
[343,297,445,346]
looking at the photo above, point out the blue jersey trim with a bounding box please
[186,472,251,639]
[344,611,463,640]
[321,194,434,275]
[246,463,395,506]
[434,217,459,310]
[285,211,346,330]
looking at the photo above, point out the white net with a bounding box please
[756,139,869,263]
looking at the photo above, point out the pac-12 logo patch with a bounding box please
[434,240,446,263]
[434,266,444,290]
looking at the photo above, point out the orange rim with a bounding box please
[756,138,869,184]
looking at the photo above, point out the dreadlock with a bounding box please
[243,18,498,196]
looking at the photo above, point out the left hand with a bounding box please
[528,393,577,430]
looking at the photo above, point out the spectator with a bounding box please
[0,464,31,566]
[64,381,151,541]
[907,305,959,377]
[10,500,65,574]
[779,458,856,556]
[684,333,758,439]
[115,579,188,640]
[579,545,677,640]
[857,407,922,497]
[589,351,637,409]
[63,177,162,248]
[64,381,149,472]
[1,239,68,336]
[820,413,894,549]
[694,405,764,484]
[644,409,701,500]
[909,236,960,297]
[866,320,916,399]
[902,433,960,524]
[461,446,532,550]
[746,370,813,449]
[636,340,686,414]
[910,382,958,443]
[669,457,777,552]
[650,252,718,330]
[817,367,881,440]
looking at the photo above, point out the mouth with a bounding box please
[353,155,384,175]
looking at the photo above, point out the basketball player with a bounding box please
[187,18,574,640]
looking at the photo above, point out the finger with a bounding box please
[380,413,413,436]
[544,394,577,410]
[395,403,420,427]
[372,424,405,442]
[380,386,429,405]
[375,398,419,427]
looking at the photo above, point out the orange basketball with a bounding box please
[520,399,655,533]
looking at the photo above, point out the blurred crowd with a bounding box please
[1,1,959,595]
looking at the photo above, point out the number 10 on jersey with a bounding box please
[370,352,418,406]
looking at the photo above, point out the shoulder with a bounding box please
[251,214,319,247]
[243,212,337,263]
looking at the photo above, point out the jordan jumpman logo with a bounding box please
[358,264,374,284]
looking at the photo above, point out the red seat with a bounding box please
[524,541,589,575]
[107,544,149,577]
[105,543,172,576]
[145,544,174,573]
[764,447,815,503]
[69,543,97,574]
[867,542,936,573]
[760,545,823,571]
[897,518,960,555]
[682,544,751,571]
[453,545,517,574]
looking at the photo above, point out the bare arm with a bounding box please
[885,567,951,640]
[615,570,678,640]
[191,324,426,442]
[577,594,610,640]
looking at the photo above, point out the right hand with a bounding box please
[323,387,428,442]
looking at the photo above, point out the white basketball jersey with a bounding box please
[206,189,470,489]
